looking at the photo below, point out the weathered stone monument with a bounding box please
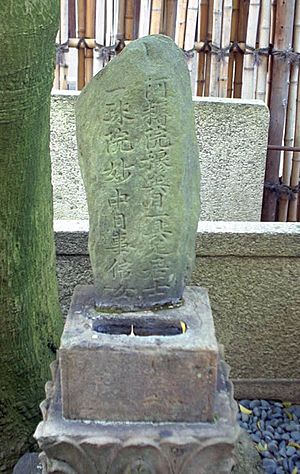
[35,35,240,473]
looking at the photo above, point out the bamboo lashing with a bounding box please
[242,0,260,99]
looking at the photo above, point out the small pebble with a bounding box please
[262,458,277,473]
[286,446,296,457]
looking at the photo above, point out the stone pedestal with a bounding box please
[35,285,240,473]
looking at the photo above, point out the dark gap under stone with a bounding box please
[92,317,186,336]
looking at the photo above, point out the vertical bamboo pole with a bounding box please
[133,0,141,38]
[261,0,296,221]
[204,0,214,96]
[106,0,114,46]
[279,0,300,221]
[184,0,199,95]
[288,82,300,221]
[85,0,96,84]
[125,0,135,39]
[139,0,151,37]
[112,0,120,44]
[227,0,239,97]
[175,0,188,48]
[197,0,209,96]
[118,0,126,40]
[242,0,260,99]
[255,0,271,101]
[209,0,223,96]
[161,0,178,38]
[219,0,233,97]
[95,0,105,73]
[69,0,76,38]
[266,0,277,104]
[234,0,250,98]
[60,0,69,90]
[78,0,86,89]
[150,0,163,34]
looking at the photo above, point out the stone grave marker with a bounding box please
[76,34,200,310]
[35,35,240,473]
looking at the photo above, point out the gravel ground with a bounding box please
[238,400,300,474]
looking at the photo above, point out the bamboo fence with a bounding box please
[54,0,300,222]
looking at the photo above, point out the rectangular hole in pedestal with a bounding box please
[92,317,187,336]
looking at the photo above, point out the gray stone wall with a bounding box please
[51,92,269,222]
[55,220,300,402]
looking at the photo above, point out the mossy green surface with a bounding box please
[76,35,200,310]
[0,2,63,471]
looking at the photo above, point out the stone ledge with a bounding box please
[54,220,300,258]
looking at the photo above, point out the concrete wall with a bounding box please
[54,220,300,402]
[51,93,269,222]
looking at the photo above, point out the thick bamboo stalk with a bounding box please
[242,0,260,99]
[69,0,76,37]
[60,0,69,90]
[95,0,105,73]
[85,0,96,84]
[209,0,223,96]
[279,0,300,221]
[139,0,151,36]
[288,89,300,221]
[197,0,209,96]
[266,0,277,105]
[161,0,178,38]
[227,0,239,97]
[219,0,232,97]
[255,0,271,102]
[234,0,250,98]
[204,0,213,96]
[78,0,86,89]
[113,0,120,44]
[117,0,126,39]
[184,0,199,95]
[175,0,188,48]
[133,0,141,39]
[150,0,163,34]
[125,0,135,39]
[106,0,114,46]
[262,0,296,221]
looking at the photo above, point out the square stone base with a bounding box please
[59,285,219,422]
[35,360,240,474]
